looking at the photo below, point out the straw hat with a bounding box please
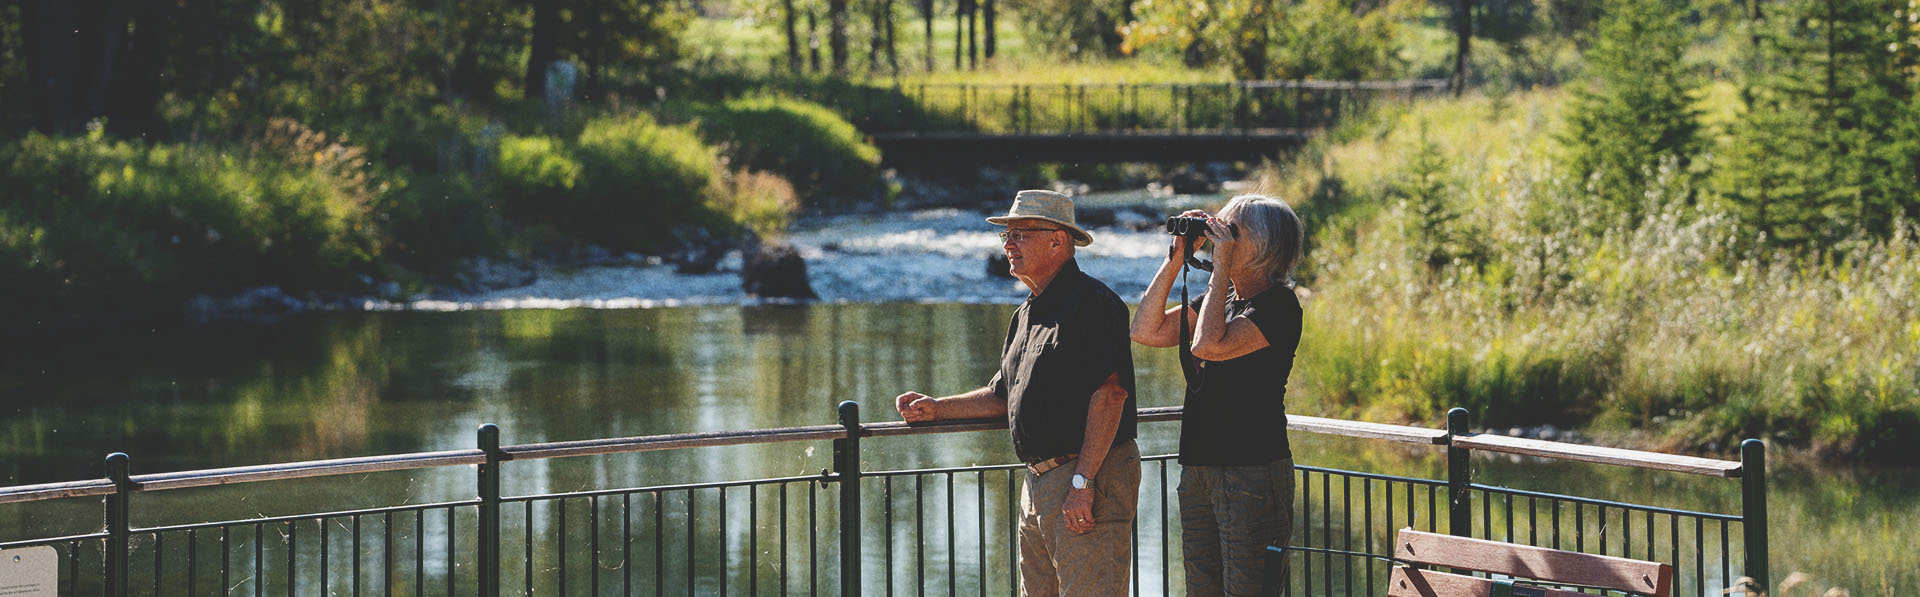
[985,190,1094,246]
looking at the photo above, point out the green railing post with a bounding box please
[104,452,131,596]
[1445,408,1471,537]
[478,424,502,597]
[1740,438,1769,592]
[835,401,862,596]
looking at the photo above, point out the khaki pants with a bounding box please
[1017,440,1141,597]
[1179,459,1295,596]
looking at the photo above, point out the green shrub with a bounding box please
[0,130,380,321]
[570,113,726,252]
[693,96,880,208]
[495,134,584,223]
[378,173,502,272]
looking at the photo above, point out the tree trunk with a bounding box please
[1452,0,1472,95]
[953,0,962,70]
[584,0,605,99]
[784,0,802,73]
[20,0,126,133]
[922,0,934,73]
[982,0,994,60]
[964,0,976,69]
[526,0,559,99]
[885,0,899,76]
[868,1,883,74]
[828,0,847,76]
[808,9,821,73]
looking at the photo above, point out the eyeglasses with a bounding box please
[998,227,1064,244]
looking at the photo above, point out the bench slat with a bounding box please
[1393,530,1672,596]
[1388,567,1592,597]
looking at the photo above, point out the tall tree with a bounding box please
[1452,0,1473,93]
[923,0,935,73]
[1717,0,1920,245]
[785,0,803,73]
[1560,0,1702,225]
[527,0,561,99]
[983,0,996,60]
[828,0,848,75]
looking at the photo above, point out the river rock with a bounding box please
[671,226,731,274]
[740,243,818,299]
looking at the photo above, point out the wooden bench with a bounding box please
[1385,529,1673,597]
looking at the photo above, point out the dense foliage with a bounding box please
[692,96,882,207]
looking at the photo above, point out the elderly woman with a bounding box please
[1130,194,1305,596]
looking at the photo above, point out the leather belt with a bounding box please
[1025,453,1077,476]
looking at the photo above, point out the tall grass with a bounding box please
[1267,89,1920,460]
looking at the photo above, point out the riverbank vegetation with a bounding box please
[1263,0,1920,461]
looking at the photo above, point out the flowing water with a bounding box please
[2,195,1913,593]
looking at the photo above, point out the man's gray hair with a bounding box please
[1218,194,1303,286]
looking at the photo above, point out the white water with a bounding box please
[399,191,1222,309]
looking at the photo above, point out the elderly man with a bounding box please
[895,189,1140,596]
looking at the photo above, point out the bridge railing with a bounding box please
[841,80,1448,135]
[0,404,1764,596]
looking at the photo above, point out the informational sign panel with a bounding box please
[0,545,58,596]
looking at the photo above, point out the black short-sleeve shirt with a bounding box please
[1179,286,1303,465]
[988,259,1138,463]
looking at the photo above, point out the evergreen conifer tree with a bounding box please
[1560,0,1704,228]
[1717,0,1920,245]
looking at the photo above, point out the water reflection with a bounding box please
[0,304,1914,592]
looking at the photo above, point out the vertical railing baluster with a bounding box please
[254,523,263,597]
[445,507,455,595]
[188,528,198,596]
[1551,498,1561,550]
[1720,519,1730,594]
[559,499,568,595]
[222,526,231,595]
[662,491,670,597]
[105,453,131,597]
[915,475,923,597]
[478,424,501,597]
[287,521,298,597]
[884,477,894,597]
[1342,474,1352,595]
[1625,505,1634,559]
[975,470,984,597]
[1159,460,1169,597]
[809,480,818,597]
[1527,496,1537,546]
[1740,439,1769,592]
[1576,503,1585,553]
[625,493,634,596]
[1321,469,1330,588]
[1694,517,1705,597]
[946,472,955,596]
[1302,469,1313,596]
[322,515,331,595]
[526,501,536,595]
[151,532,162,596]
[1008,470,1017,597]
[383,511,393,596]
[591,495,602,596]
[354,515,363,597]
[1364,478,1374,596]
[688,489,697,597]
[415,509,424,597]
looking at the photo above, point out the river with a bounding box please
[1,194,1913,594]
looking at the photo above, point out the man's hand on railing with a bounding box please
[896,391,939,423]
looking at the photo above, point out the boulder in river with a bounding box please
[741,243,818,299]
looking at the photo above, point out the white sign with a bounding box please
[0,546,57,596]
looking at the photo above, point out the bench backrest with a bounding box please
[1386,529,1673,597]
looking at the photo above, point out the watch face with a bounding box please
[1071,474,1088,489]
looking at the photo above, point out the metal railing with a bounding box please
[0,404,1765,596]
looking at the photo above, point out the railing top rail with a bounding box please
[0,406,1747,504]
[501,424,847,460]
[1455,433,1743,478]
[130,449,487,492]
[0,478,116,505]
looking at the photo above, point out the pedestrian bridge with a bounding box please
[837,80,1449,165]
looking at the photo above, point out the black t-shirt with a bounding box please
[1179,286,1303,466]
[989,259,1138,463]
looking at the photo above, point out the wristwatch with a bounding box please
[1070,473,1091,490]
